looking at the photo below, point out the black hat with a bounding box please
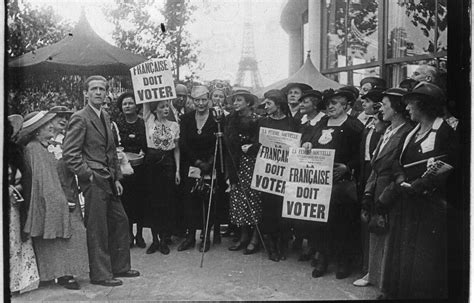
[382,88,409,98]
[361,87,385,103]
[298,90,323,102]
[281,82,313,95]
[360,77,387,89]
[403,82,445,104]
[231,90,258,106]
[398,78,419,92]
[326,85,359,103]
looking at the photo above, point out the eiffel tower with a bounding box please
[234,1,263,89]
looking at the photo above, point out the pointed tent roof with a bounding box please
[254,53,342,97]
[9,10,147,75]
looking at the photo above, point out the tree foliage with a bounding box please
[7,0,73,58]
[105,0,202,81]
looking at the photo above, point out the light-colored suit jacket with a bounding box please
[63,105,122,193]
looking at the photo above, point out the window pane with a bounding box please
[352,66,380,87]
[386,59,438,87]
[437,0,448,52]
[387,0,436,58]
[303,22,310,58]
[325,71,349,85]
[325,0,348,68]
[347,0,379,66]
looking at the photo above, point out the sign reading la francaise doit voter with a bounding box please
[130,58,176,104]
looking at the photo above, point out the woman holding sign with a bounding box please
[249,89,298,262]
[302,87,364,279]
[376,83,457,300]
[224,90,262,254]
[142,98,181,255]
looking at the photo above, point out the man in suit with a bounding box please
[63,75,139,287]
[168,83,188,123]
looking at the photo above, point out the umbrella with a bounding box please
[254,53,342,97]
[9,10,147,76]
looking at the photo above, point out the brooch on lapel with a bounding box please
[318,129,334,145]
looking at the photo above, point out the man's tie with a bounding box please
[100,112,109,143]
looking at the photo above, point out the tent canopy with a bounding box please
[9,11,147,75]
[254,54,342,97]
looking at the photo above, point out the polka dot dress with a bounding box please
[229,153,262,227]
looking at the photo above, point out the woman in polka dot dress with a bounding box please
[224,90,262,255]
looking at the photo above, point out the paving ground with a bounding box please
[12,230,380,301]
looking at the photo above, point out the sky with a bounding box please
[24,0,289,87]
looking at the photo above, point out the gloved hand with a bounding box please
[360,209,370,224]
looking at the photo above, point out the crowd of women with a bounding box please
[8,65,458,300]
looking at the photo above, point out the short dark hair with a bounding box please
[264,89,290,116]
[302,95,325,112]
[405,94,444,119]
[116,91,141,113]
[384,94,406,114]
[84,75,109,91]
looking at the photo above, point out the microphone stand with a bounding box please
[200,107,224,268]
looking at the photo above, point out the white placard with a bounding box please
[250,128,301,196]
[282,148,335,222]
[130,58,176,104]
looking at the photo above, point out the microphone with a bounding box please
[211,106,224,123]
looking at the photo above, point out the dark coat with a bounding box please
[380,118,457,299]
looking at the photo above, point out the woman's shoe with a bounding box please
[57,276,80,290]
[135,237,146,248]
[311,253,327,278]
[159,241,170,255]
[199,241,211,252]
[268,251,280,262]
[146,242,159,254]
[177,238,195,251]
[243,242,259,255]
[353,273,370,287]
[228,241,248,251]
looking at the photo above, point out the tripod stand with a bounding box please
[200,107,225,267]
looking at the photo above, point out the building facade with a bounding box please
[280,0,448,88]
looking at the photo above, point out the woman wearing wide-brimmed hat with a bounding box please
[224,90,262,254]
[376,82,457,299]
[301,88,364,280]
[19,111,88,290]
[248,89,299,262]
[8,114,40,294]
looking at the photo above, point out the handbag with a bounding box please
[368,212,389,235]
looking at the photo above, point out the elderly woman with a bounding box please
[178,85,223,253]
[281,82,312,121]
[8,115,40,294]
[377,83,457,300]
[249,89,298,261]
[115,92,147,249]
[302,88,364,279]
[293,90,326,258]
[224,90,262,254]
[142,97,181,255]
[354,88,412,289]
[19,111,88,290]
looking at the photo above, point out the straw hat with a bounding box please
[17,111,56,142]
[50,105,73,116]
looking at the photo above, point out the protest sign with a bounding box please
[282,148,335,222]
[250,128,301,196]
[130,58,176,104]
